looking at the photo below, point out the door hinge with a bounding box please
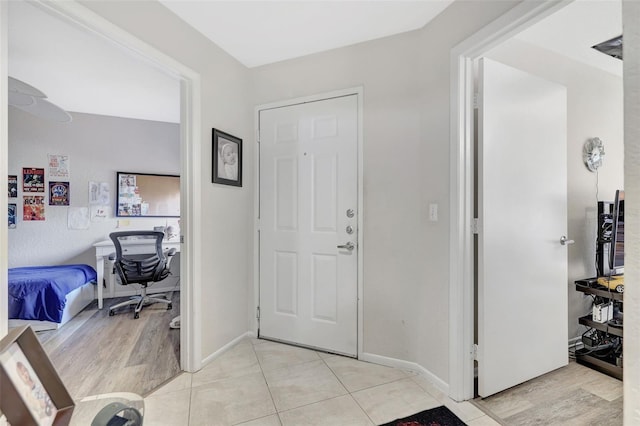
[180,235,185,243]
[256,129,260,143]
[473,343,479,361]
[473,93,479,109]
[256,306,260,320]
[472,218,480,235]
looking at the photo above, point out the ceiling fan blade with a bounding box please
[8,76,46,98]
[14,97,72,123]
[8,90,35,107]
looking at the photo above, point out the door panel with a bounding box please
[259,95,358,356]
[478,58,568,397]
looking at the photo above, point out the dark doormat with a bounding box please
[379,405,467,426]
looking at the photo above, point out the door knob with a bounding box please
[337,242,355,251]
[560,236,575,245]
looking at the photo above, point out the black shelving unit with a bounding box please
[574,281,623,380]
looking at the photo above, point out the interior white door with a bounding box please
[259,95,358,356]
[477,58,568,397]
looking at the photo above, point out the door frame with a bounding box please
[253,87,364,357]
[0,0,203,372]
[448,0,573,401]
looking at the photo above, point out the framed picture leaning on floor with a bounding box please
[0,326,75,426]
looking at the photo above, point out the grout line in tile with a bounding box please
[349,392,377,425]
[186,383,194,426]
[351,373,420,394]
[255,342,280,416]
[321,355,351,394]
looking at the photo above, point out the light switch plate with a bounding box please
[429,204,438,221]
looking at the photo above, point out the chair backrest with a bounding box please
[109,231,171,286]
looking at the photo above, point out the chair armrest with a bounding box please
[164,248,177,269]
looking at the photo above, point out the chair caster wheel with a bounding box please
[167,304,172,311]
[109,311,115,316]
[134,313,139,319]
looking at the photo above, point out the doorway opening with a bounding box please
[1,0,203,395]
[450,0,623,402]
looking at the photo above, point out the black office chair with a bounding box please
[108,231,175,319]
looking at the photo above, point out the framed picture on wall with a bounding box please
[212,128,242,187]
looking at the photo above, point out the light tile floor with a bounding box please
[143,338,499,425]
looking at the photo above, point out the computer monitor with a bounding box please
[609,189,624,275]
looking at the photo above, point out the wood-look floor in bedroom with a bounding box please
[37,291,180,399]
[472,361,623,425]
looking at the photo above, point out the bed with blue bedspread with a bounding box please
[8,264,97,330]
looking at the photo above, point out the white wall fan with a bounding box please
[8,76,72,123]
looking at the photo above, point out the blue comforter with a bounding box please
[8,264,97,322]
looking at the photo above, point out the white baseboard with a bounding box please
[360,352,449,395]
[201,331,253,367]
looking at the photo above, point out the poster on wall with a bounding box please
[8,175,17,197]
[67,207,90,230]
[48,154,69,179]
[49,182,70,206]
[22,168,45,193]
[8,204,16,228]
[89,181,110,205]
[23,195,45,221]
[90,205,110,222]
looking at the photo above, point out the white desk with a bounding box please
[93,238,181,309]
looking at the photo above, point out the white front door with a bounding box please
[477,58,568,397]
[259,94,358,356]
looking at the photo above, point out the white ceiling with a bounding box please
[8,1,181,123]
[159,1,454,68]
[7,0,623,124]
[514,0,622,77]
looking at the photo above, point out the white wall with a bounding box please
[485,39,624,340]
[78,0,254,361]
[251,1,518,383]
[8,109,180,268]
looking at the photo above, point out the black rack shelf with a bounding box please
[575,282,623,301]
[575,279,623,381]
[578,315,623,338]
[575,349,622,380]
